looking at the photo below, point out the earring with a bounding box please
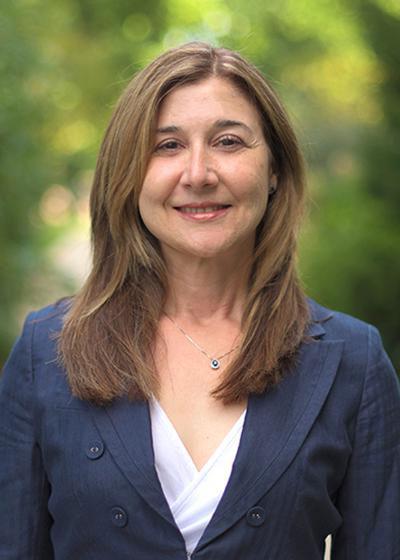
[269,183,277,195]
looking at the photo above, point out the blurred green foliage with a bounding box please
[1,0,399,368]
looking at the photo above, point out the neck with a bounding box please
[163,250,252,325]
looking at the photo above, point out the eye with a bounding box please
[154,139,182,153]
[215,135,244,149]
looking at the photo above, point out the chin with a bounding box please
[160,231,255,262]
[180,240,249,261]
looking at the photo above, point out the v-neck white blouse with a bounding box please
[149,399,246,555]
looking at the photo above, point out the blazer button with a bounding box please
[111,507,128,528]
[86,440,104,460]
[246,506,266,527]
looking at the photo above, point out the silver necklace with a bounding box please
[164,313,240,370]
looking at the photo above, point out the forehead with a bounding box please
[156,77,263,129]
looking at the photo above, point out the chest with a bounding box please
[154,325,246,470]
[155,388,246,470]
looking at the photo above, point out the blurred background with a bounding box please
[1,0,399,370]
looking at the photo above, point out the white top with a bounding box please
[149,399,246,555]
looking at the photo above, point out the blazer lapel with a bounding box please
[89,397,176,527]
[197,324,344,550]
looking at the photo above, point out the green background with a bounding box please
[1,0,399,370]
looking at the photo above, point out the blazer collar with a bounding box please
[307,298,334,339]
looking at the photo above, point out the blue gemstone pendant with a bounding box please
[210,359,220,370]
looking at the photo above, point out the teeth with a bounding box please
[179,206,226,214]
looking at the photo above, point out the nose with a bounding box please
[181,145,218,190]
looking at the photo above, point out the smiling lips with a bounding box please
[174,203,231,221]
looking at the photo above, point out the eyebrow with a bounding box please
[214,119,254,134]
[155,119,254,135]
[155,125,180,134]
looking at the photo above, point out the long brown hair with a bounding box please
[58,42,310,405]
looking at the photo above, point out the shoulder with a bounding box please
[24,297,70,341]
[2,299,71,387]
[308,297,380,347]
[26,297,70,331]
[14,299,70,365]
[307,298,397,384]
[309,298,370,334]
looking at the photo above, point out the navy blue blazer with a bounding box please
[0,300,399,559]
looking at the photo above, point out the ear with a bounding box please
[268,172,278,194]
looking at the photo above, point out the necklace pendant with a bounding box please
[210,358,220,370]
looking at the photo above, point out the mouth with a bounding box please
[177,204,231,214]
[174,203,231,221]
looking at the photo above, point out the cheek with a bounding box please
[138,171,165,212]
[230,153,270,192]
[137,183,158,232]
[252,193,269,228]
[137,189,148,220]
[139,171,178,215]
[240,172,269,207]
[142,158,181,191]
[242,180,269,227]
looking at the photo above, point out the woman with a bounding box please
[0,42,399,559]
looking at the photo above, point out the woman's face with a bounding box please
[139,77,274,262]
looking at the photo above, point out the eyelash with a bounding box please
[154,135,244,152]
[155,140,181,152]
[215,135,243,148]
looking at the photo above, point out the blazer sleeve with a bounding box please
[0,314,54,560]
[331,325,400,559]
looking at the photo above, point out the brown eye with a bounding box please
[216,135,243,148]
[155,140,181,152]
